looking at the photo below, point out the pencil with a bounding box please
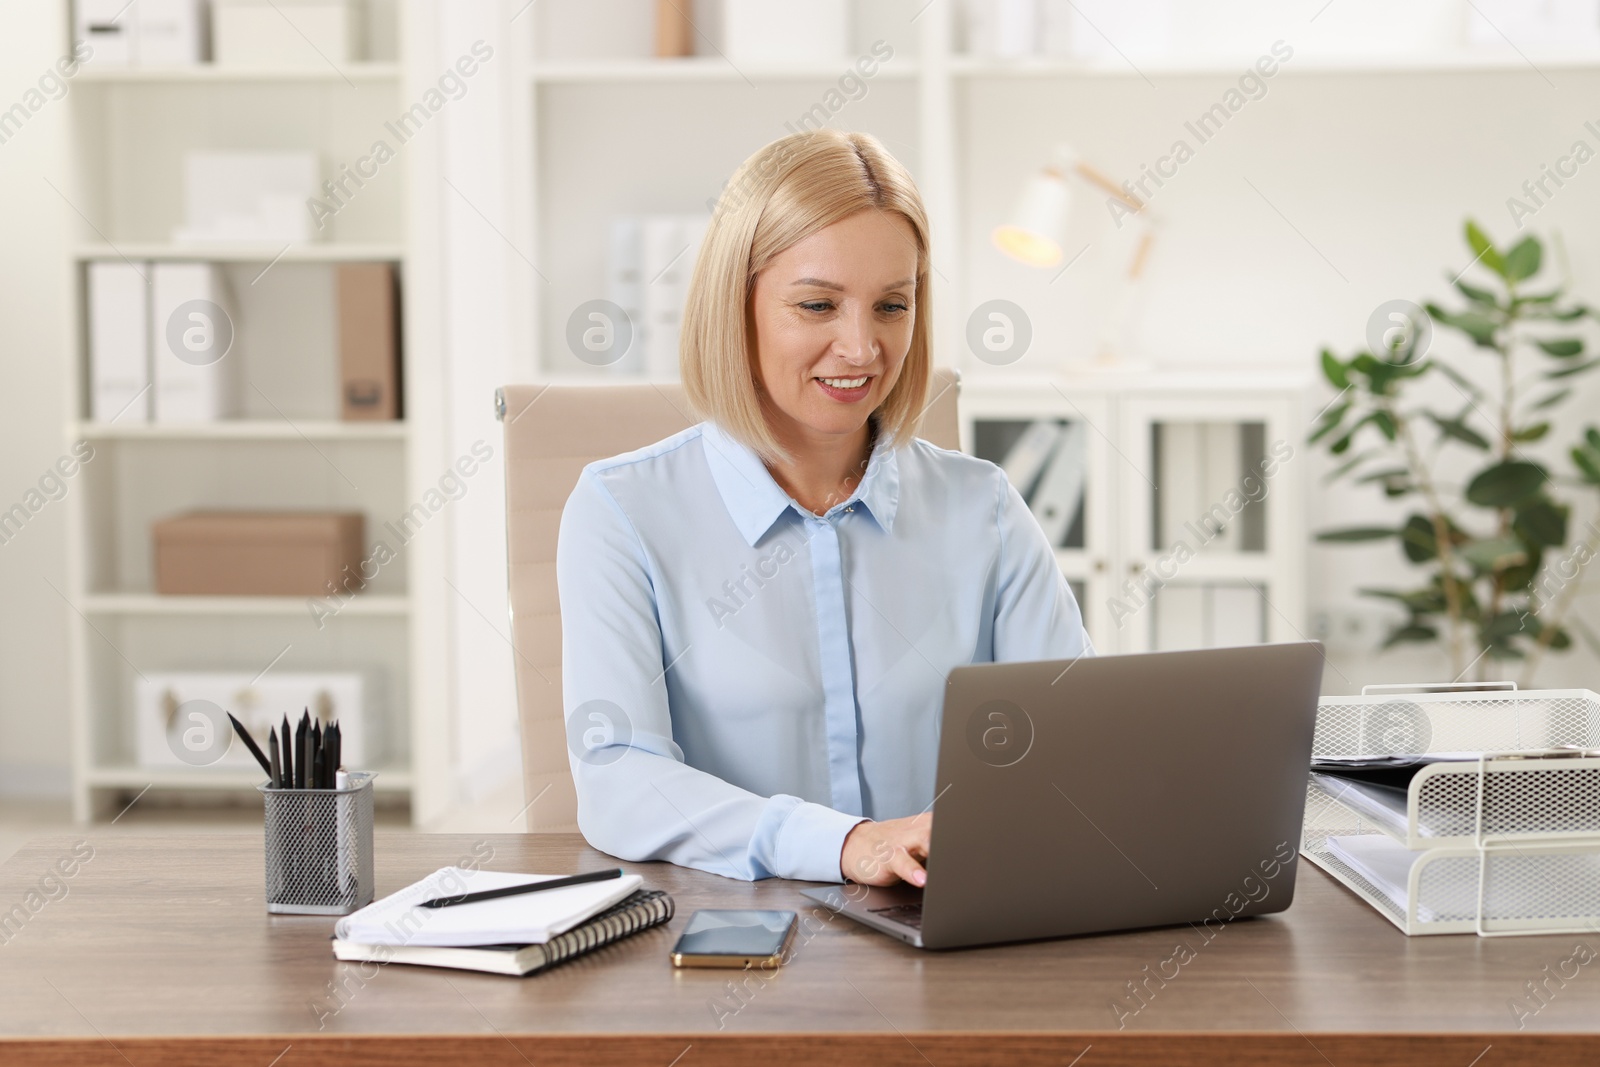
[227,713,272,777]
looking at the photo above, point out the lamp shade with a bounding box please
[992,169,1071,268]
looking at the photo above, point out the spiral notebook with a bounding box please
[332,889,675,976]
[335,866,646,946]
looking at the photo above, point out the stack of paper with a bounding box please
[1310,772,1410,839]
[336,867,644,947]
[1325,834,1427,916]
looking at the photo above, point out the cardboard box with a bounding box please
[213,0,362,66]
[134,670,368,770]
[137,0,209,64]
[75,0,135,65]
[174,150,321,245]
[722,0,848,62]
[336,263,400,420]
[153,511,365,596]
[75,0,209,66]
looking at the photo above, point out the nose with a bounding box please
[832,307,880,367]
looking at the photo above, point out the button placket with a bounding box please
[808,518,863,815]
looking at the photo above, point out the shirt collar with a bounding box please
[701,415,901,547]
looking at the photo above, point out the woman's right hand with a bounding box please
[839,813,932,887]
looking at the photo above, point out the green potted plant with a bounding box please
[1312,221,1598,683]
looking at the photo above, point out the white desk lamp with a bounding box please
[992,145,1159,367]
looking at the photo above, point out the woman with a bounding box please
[556,129,1092,889]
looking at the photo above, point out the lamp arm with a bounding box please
[1071,161,1144,214]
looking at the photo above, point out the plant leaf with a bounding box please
[1424,303,1499,347]
[1317,526,1398,543]
[1320,349,1349,390]
[1528,388,1571,411]
[1482,610,1534,640]
[1571,444,1600,485]
[1432,360,1483,400]
[1383,623,1440,649]
[1459,537,1528,572]
[1512,422,1550,442]
[1535,337,1584,358]
[1504,236,1543,281]
[1465,219,1507,278]
[1547,358,1600,380]
[1401,513,1440,562]
[1309,401,1351,444]
[1465,460,1549,507]
[1453,278,1500,306]
[1322,448,1379,483]
[1513,497,1568,547]
[1427,411,1491,450]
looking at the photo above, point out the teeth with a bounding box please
[818,376,868,389]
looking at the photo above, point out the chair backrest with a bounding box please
[497,368,963,830]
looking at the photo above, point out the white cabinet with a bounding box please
[960,372,1308,655]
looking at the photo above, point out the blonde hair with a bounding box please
[680,129,933,467]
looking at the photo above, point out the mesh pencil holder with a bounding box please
[258,771,376,915]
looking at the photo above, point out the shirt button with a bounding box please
[845,505,854,513]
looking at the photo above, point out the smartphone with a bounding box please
[670,909,798,969]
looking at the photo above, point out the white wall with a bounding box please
[0,0,73,795]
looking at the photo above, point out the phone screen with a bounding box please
[672,909,796,957]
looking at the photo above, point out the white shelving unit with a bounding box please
[61,4,443,822]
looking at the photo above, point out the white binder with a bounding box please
[88,261,151,423]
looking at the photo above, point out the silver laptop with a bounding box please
[801,642,1325,950]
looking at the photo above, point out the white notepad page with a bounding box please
[335,867,644,947]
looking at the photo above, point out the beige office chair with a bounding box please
[496,368,963,831]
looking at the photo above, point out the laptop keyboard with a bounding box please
[868,903,924,929]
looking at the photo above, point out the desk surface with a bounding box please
[1,832,1598,1066]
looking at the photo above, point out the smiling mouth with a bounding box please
[814,375,872,389]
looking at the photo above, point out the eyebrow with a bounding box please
[789,277,914,292]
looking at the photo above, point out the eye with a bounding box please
[798,300,834,313]
[879,301,910,315]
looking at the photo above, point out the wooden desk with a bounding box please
[1,832,1597,1066]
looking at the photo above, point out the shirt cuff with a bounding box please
[771,798,870,883]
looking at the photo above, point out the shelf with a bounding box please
[531,57,918,83]
[74,243,405,263]
[76,62,402,84]
[1134,555,1277,582]
[74,420,408,441]
[80,594,411,616]
[950,49,1600,78]
[85,765,413,792]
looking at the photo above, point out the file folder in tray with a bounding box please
[1300,682,1600,936]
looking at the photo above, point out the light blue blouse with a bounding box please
[556,416,1094,883]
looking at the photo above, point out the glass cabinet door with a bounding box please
[1118,394,1302,654]
[960,386,1113,646]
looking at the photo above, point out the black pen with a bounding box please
[418,868,624,909]
[227,713,272,777]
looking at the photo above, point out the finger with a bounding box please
[903,820,933,860]
[891,846,927,888]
